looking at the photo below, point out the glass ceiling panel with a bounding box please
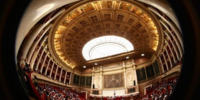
[82,36,134,60]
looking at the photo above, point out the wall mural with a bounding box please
[104,73,124,88]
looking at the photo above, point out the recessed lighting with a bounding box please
[141,54,145,56]
[94,63,98,65]
[126,56,129,59]
[83,66,86,68]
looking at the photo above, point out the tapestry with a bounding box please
[104,73,124,88]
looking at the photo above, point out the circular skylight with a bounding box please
[82,36,134,60]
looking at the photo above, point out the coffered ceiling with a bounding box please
[48,0,162,70]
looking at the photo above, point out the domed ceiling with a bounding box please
[49,0,162,70]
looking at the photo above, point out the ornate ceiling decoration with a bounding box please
[49,0,161,69]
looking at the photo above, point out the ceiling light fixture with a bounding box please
[83,66,86,68]
[126,56,129,59]
[141,54,145,56]
[94,63,98,65]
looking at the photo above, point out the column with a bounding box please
[165,35,176,63]
[27,25,52,63]
[68,72,72,84]
[159,13,183,49]
[69,72,74,83]
[132,58,134,65]
[35,45,46,71]
[162,52,169,71]
[165,32,179,61]
[158,57,165,73]
[20,9,65,60]
[169,31,183,58]
[49,63,54,78]
[165,45,173,68]
[152,62,156,77]
[45,58,51,76]
[30,50,38,71]
[123,61,127,93]
[144,67,148,81]
[54,66,59,80]
[59,69,63,82]
[170,24,183,50]
[40,52,48,73]
[99,65,103,95]
[161,21,181,59]
[31,36,47,70]
[64,70,67,84]
[69,72,73,85]
[91,67,95,94]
